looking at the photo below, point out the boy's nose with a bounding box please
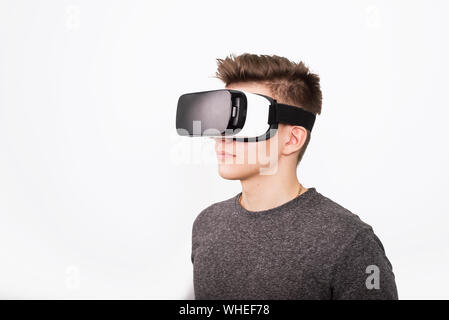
[210,137,235,144]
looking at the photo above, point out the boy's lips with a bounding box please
[216,151,236,157]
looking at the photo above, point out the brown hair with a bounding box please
[215,53,322,165]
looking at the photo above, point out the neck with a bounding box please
[239,162,307,212]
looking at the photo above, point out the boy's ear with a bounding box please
[281,125,307,156]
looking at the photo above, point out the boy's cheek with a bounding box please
[231,144,275,165]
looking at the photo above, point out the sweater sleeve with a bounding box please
[330,228,399,300]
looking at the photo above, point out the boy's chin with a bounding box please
[216,164,259,180]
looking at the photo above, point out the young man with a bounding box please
[190,53,398,299]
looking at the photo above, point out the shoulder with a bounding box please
[300,189,384,256]
[303,189,395,283]
[310,192,398,299]
[307,189,375,239]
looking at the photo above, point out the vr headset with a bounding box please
[176,89,316,142]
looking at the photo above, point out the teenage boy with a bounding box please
[191,53,398,300]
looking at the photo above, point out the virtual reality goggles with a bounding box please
[176,89,316,142]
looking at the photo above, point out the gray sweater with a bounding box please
[191,187,398,299]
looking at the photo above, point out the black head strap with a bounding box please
[268,102,316,132]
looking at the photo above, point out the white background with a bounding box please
[0,0,448,299]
